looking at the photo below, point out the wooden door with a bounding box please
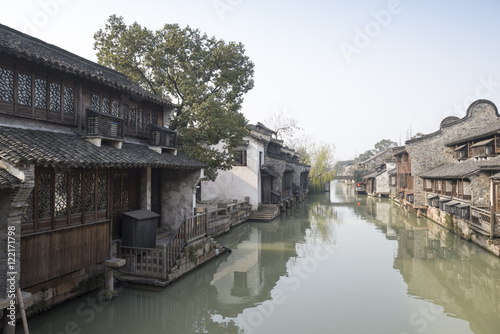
[262,174,272,204]
[111,169,139,239]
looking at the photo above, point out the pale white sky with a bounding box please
[2,0,500,160]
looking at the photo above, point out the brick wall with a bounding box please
[0,164,34,299]
[406,100,499,207]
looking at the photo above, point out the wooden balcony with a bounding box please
[150,125,176,149]
[470,207,500,237]
[86,109,124,140]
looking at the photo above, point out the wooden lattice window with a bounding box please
[49,82,61,113]
[91,93,100,112]
[71,171,82,214]
[35,78,47,109]
[64,87,75,115]
[97,171,108,211]
[85,171,96,213]
[111,99,120,117]
[22,189,34,222]
[138,108,143,130]
[54,172,68,217]
[122,170,129,204]
[21,168,110,234]
[152,110,159,127]
[122,104,129,128]
[0,66,74,121]
[37,171,52,220]
[130,106,136,130]
[102,97,111,115]
[144,109,151,131]
[18,73,32,106]
[0,66,14,103]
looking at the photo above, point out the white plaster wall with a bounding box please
[376,171,390,194]
[202,137,265,209]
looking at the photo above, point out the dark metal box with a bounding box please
[122,209,160,248]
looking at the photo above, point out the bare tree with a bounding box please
[264,109,302,146]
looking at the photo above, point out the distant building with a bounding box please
[363,160,396,197]
[201,122,310,214]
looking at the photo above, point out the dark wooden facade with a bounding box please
[395,150,413,202]
[0,24,204,291]
[21,221,110,288]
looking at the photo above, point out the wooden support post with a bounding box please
[16,288,29,334]
[161,245,167,280]
[490,206,495,239]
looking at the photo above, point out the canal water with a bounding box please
[19,181,500,334]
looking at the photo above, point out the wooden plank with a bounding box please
[21,221,110,288]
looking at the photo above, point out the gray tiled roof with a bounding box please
[0,168,21,188]
[363,169,386,179]
[446,121,500,146]
[0,24,170,107]
[392,146,406,156]
[420,156,500,179]
[0,126,204,169]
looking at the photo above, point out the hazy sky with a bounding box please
[2,0,500,160]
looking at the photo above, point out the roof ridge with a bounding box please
[0,23,128,79]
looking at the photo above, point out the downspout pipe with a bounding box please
[193,168,205,211]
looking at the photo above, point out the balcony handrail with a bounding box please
[86,108,124,139]
[150,124,177,148]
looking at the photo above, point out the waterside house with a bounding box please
[363,160,396,197]
[201,122,310,221]
[394,100,500,256]
[393,146,414,206]
[0,23,207,318]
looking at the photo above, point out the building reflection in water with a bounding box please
[343,180,500,334]
[19,181,500,334]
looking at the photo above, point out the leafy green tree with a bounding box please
[333,161,345,175]
[94,15,255,180]
[374,139,397,152]
[358,149,375,161]
[352,168,371,183]
[308,143,336,193]
[411,133,424,139]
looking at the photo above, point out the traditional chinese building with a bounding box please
[405,100,500,255]
[0,23,205,316]
[201,122,310,220]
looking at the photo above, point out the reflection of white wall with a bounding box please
[202,137,265,209]
[375,201,391,223]
[210,229,264,305]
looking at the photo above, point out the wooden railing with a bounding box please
[470,207,500,237]
[86,109,124,139]
[184,212,208,242]
[118,211,208,279]
[150,125,176,148]
[118,244,167,279]
[270,191,281,204]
